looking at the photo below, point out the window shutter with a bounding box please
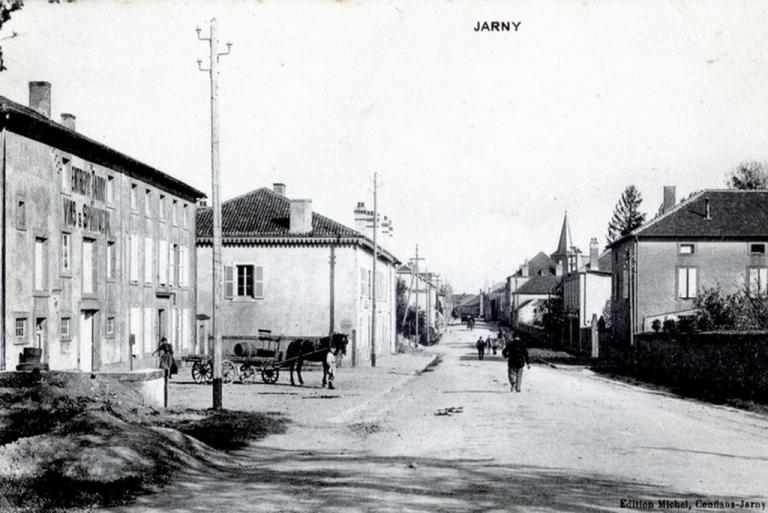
[224,265,234,298]
[255,266,264,298]
[687,268,697,298]
[760,268,768,294]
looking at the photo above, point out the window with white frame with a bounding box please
[106,316,115,338]
[17,198,26,230]
[225,264,264,299]
[60,317,71,340]
[679,244,695,255]
[106,176,115,203]
[748,267,768,295]
[82,238,95,294]
[61,233,71,273]
[15,317,27,340]
[677,267,697,299]
[129,234,139,283]
[172,200,178,225]
[170,244,178,287]
[106,241,116,279]
[130,184,138,210]
[144,237,153,284]
[182,204,189,229]
[34,238,47,291]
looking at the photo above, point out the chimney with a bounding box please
[273,183,286,196]
[521,259,529,277]
[354,201,372,237]
[60,113,76,131]
[29,81,52,118]
[662,186,676,214]
[590,238,600,269]
[705,198,711,220]
[289,199,312,234]
[197,199,208,207]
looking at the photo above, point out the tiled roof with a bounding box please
[514,275,561,295]
[197,187,360,239]
[611,190,768,246]
[0,95,204,201]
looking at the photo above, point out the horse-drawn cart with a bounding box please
[182,333,293,384]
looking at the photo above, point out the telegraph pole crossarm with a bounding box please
[196,19,232,410]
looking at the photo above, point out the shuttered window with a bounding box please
[225,264,263,299]
[677,267,697,299]
[144,237,153,284]
[129,234,139,282]
[748,267,768,295]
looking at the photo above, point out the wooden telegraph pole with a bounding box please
[370,172,379,367]
[410,245,425,346]
[197,19,232,410]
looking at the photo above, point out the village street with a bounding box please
[106,323,768,513]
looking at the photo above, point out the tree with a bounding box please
[0,0,23,71]
[606,185,646,244]
[395,279,408,335]
[726,161,768,190]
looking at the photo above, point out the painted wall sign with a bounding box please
[63,197,111,235]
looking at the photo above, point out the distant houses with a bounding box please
[608,188,768,344]
[196,184,401,366]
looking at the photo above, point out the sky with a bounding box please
[2,0,768,293]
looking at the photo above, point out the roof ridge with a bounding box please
[222,186,273,206]
[622,189,708,242]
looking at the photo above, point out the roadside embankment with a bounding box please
[0,371,286,512]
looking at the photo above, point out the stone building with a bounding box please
[196,184,401,366]
[0,82,204,372]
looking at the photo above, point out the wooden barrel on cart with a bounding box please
[233,341,278,358]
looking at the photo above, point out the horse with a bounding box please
[284,333,348,387]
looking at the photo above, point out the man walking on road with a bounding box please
[502,335,530,392]
[476,336,486,360]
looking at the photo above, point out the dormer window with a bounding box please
[679,244,694,255]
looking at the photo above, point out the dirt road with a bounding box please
[107,323,768,512]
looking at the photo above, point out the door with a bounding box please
[157,308,167,344]
[35,318,46,363]
[79,311,94,371]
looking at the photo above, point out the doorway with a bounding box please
[79,311,94,371]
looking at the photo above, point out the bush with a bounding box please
[694,285,768,331]
[651,319,661,333]
[662,319,677,335]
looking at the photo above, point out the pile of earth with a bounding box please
[0,371,285,512]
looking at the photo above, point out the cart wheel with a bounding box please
[240,364,257,383]
[191,361,206,384]
[261,366,279,384]
[222,360,237,384]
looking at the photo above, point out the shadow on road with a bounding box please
[112,446,712,513]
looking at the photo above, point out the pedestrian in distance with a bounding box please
[326,343,338,390]
[502,335,530,392]
[153,337,177,378]
[491,336,499,355]
[485,336,491,353]
[476,336,486,360]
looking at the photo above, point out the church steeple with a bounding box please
[555,211,573,256]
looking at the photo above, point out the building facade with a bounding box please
[562,238,611,355]
[610,189,768,344]
[1,82,204,372]
[196,185,401,366]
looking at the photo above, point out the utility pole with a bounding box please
[425,269,431,345]
[410,245,425,346]
[370,172,379,367]
[197,19,232,410]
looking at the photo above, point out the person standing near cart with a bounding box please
[502,335,530,392]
